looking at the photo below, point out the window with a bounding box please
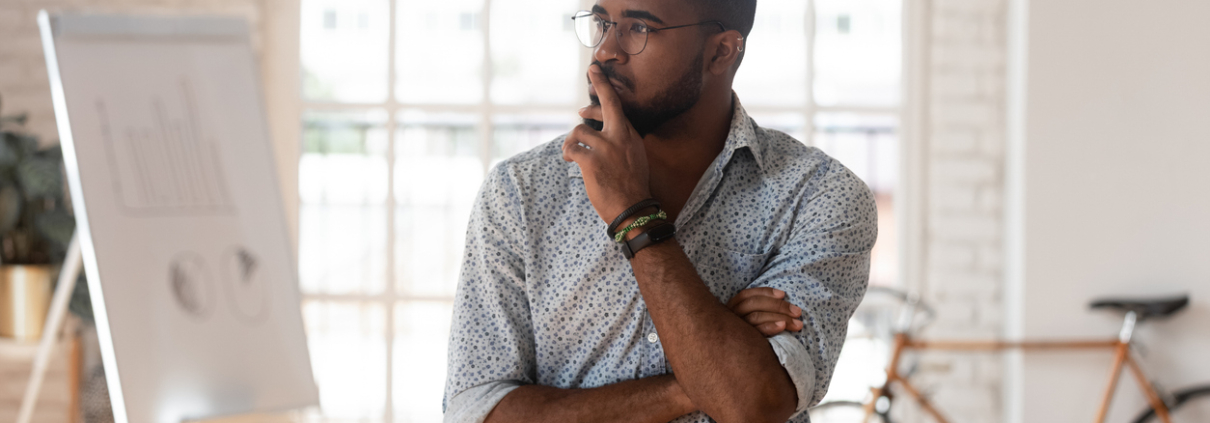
[297,0,902,421]
[734,0,900,289]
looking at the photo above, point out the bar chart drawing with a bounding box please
[96,78,235,215]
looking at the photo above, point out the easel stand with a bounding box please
[16,233,83,423]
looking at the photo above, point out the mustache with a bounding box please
[583,117,604,131]
[588,62,634,91]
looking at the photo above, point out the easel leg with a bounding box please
[1093,342,1130,423]
[16,233,83,423]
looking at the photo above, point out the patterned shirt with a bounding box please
[443,96,877,423]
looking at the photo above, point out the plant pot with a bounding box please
[0,264,53,341]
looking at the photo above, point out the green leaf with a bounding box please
[0,184,21,232]
[35,210,75,261]
[16,156,62,200]
[0,133,20,170]
[36,144,63,161]
[69,272,93,323]
[3,132,39,158]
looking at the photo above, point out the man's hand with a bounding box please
[562,64,652,223]
[727,288,804,336]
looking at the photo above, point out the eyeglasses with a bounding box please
[570,10,726,55]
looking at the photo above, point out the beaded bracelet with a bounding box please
[613,210,668,243]
[607,198,661,239]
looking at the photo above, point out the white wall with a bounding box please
[1010,0,1210,421]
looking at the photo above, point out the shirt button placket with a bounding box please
[642,316,665,374]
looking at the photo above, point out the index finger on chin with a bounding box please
[587,65,628,133]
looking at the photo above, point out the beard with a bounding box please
[586,55,704,137]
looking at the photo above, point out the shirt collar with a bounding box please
[567,93,764,179]
[716,93,766,172]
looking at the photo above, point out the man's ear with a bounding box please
[705,30,743,75]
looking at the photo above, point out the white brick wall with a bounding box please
[905,0,1010,421]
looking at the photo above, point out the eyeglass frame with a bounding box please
[569,10,728,55]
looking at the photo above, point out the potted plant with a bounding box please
[0,93,79,341]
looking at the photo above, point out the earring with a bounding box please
[737,36,744,52]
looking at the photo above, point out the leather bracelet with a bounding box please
[607,198,660,239]
[621,221,676,259]
[614,211,668,243]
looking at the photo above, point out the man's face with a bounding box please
[587,0,707,136]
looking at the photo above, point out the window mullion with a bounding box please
[805,0,818,146]
[480,0,494,175]
[384,0,400,421]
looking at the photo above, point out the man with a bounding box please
[443,0,876,422]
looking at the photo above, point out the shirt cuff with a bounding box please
[444,380,524,423]
[767,332,817,416]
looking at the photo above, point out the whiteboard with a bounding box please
[38,12,319,423]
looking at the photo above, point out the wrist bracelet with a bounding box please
[613,211,668,243]
[607,198,660,239]
[621,222,676,259]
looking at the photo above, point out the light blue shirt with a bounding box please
[444,97,877,423]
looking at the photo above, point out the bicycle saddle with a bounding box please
[1089,294,1189,321]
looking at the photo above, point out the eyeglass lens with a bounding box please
[572,11,649,55]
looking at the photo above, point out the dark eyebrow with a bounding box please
[590,5,666,25]
[621,9,665,25]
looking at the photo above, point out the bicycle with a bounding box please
[808,287,1209,423]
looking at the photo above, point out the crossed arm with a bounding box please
[484,374,693,423]
[626,240,799,423]
[484,280,804,423]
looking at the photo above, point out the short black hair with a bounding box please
[688,0,756,69]
[690,0,756,39]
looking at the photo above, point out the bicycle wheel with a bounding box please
[808,401,888,423]
[1131,385,1210,423]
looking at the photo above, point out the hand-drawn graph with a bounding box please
[95,78,234,215]
[222,245,269,324]
[169,251,215,320]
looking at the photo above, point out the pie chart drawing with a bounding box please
[169,252,215,320]
[222,246,269,323]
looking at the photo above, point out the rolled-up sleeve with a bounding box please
[443,163,535,423]
[749,158,878,416]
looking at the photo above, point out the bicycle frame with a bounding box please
[864,310,1175,423]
